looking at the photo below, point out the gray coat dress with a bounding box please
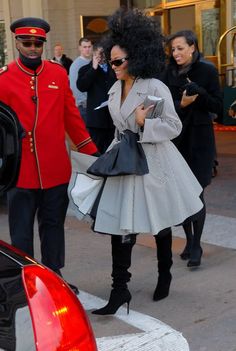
[93,78,203,235]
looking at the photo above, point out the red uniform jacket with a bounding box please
[0,59,97,189]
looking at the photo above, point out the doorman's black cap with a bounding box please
[10,17,50,41]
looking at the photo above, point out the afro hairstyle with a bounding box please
[102,8,166,79]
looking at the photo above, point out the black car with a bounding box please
[0,239,98,351]
[0,101,24,196]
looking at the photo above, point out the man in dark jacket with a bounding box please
[53,43,73,74]
[77,42,116,154]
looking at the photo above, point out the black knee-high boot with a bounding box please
[187,196,206,267]
[153,228,173,301]
[180,221,193,260]
[92,234,136,315]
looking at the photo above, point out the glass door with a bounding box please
[152,1,221,66]
[195,0,220,66]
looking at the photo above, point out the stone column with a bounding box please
[22,0,43,17]
[3,0,13,62]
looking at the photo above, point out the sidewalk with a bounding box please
[0,130,235,351]
[67,130,236,351]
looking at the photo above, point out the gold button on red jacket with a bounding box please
[0,59,97,189]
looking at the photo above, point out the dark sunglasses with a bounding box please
[19,40,44,48]
[109,57,128,67]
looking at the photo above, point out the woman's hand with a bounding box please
[184,81,206,96]
[180,90,198,108]
[135,104,154,127]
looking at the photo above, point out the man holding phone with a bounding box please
[77,41,116,153]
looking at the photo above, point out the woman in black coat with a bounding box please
[161,30,223,268]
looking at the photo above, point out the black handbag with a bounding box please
[87,129,149,177]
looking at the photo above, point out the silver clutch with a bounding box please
[143,95,164,119]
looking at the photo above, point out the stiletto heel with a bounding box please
[92,289,132,315]
[180,246,191,260]
[93,234,136,316]
[187,247,203,267]
[127,300,130,314]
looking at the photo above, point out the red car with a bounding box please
[0,239,98,351]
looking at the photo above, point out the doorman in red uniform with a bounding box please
[0,17,98,293]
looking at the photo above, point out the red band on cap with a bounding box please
[15,26,46,38]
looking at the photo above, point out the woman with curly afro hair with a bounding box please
[89,8,204,315]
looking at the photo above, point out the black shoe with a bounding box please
[187,247,203,267]
[92,289,131,315]
[54,269,63,277]
[153,273,172,301]
[53,269,79,294]
[212,166,218,178]
[212,160,218,178]
[67,283,79,295]
[180,246,191,260]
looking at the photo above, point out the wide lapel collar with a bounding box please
[108,78,151,125]
[120,78,150,120]
[108,81,123,126]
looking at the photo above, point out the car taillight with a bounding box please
[22,265,97,351]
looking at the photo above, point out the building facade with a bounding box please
[0,0,235,83]
[0,0,120,63]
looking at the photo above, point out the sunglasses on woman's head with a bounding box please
[109,57,128,67]
[18,39,44,48]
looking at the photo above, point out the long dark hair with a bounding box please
[102,8,166,79]
[166,30,200,76]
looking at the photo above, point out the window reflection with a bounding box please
[132,0,161,8]
[202,8,220,56]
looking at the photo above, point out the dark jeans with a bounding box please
[7,184,69,271]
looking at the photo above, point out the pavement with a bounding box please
[0,130,236,351]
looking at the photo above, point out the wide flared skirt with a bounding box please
[93,141,203,235]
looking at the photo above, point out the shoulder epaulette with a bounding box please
[0,65,8,74]
[48,59,62,66]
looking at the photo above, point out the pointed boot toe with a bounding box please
[92,289,131,315]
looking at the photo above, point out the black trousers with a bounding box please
[7,184,69,271]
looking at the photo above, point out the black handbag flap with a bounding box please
[87,129,149,177]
